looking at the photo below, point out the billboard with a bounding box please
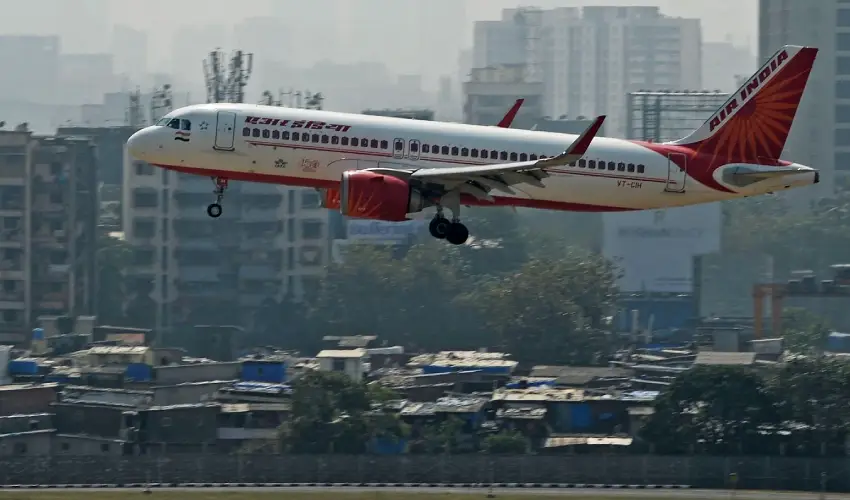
[602,203,722,294]
[345,219,426,243]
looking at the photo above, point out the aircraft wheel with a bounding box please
[446,222,469,245]
[206,203,223,218]
[429,216,450,239]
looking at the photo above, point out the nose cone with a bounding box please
[127,127,157,161]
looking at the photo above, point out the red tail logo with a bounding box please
[677,45,818,165]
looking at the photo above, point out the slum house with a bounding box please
[60,385,153,407]
[240,356,288,384]
[407,351,518,377]
[50,402,131,456]
[316,349,367,382]
[217,402,291,453]
[153,360,241,385]
[0,383,58,416]
[137,403,220,454]
[322,335,378,349]
[0,411,54,456]
[149,380,236,406]
[399,395,490,451]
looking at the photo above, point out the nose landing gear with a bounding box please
[207,177,228,218]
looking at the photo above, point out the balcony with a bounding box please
[178,266,220,282]
[239,265,279,280]
[0,228,22,247]
[0,290,25,309]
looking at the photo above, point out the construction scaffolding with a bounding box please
[203,49,254,104]
[626,91,730,143]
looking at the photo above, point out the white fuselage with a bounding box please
[127,103,817,212]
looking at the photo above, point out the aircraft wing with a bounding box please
[405,116,605,201]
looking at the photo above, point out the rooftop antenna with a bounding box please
[203,49,226,103]
[127,87,144,127]
[150,83,173,123]
[225,50,253,103]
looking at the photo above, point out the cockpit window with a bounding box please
[180,119,191,131]
[155,117,170,126]
[167,119,180,129]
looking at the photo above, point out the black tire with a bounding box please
[429,217,450,239]
[446,222,469,245]
[206,203,223,218]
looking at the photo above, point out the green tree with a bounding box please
[640,365,778,454]
[458,247,618,365]
[483,431,528,454]
[782,307,830,355]
[96,233,132,325]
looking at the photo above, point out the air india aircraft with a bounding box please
[127,45,819,245]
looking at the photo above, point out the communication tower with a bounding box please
[126,87,144,127]
[514,7,543,83]
[203,49,254,104]
[626,90,730,143]
[150,84,174,123]
[275,89,325,110]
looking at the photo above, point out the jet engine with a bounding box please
[317,187,341,210]
[340,170,429,221]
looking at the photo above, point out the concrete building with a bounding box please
[122,151,332,331]
[758,0,841,199]
[469,6,702,138]
[0,131,98,344]
[463,64,544,127]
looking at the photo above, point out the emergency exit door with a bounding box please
[665,153,687,193]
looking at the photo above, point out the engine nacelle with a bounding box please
[317,187,341,210]
[340,170,428,221]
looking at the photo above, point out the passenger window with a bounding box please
[519,153,527,161]
[471,148,479,158]
[461,147,468,156]
[302,133,310,142]
[627,163,635,172]
[352,138,360,147]
[510,152,518,161]
[431,144,438,153]
[617,162,625,171]
[481,150,488,159]
[371,139,379,149]
[637,164,645,173]
[168,119,179,129]
[361,138,368,146]
[588,160,596,169]
[608,162,615,170]
[331,136,339,145]
[262,129,270,139]
[311,134,319,143]
[321,135,329,144]
[500,151,508,160]
[441,146,449,155]
[242,127,250,137]
[282,131,290,140]
[451,147,459,156]
[422,144,430,153]
[579,159,586,168]
[272,130,280,139]
[181,119,191,131]
[530,154,538,160]
[491,150,498,159]
[252,129,260,138]
[292,132,300,141]
[380,140,388,149]
[341,137,349,146]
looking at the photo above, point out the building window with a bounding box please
[836,152,850,170]
[134,162,154,176]
[839,33,850,51]
[61,442,70,451]
[332,358,345,372]
[100,443,110,452]
[301,220,323,239]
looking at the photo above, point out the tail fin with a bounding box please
[673,45,818,163]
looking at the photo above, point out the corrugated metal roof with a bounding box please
[492,388,586,402]
[694,351,756,366]
[220,403,291,413]
[316,349,366,359]
[88,346,149,355]
[408,351,516,369]
[544,435,633,448]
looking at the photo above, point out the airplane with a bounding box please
[127,45,819,246]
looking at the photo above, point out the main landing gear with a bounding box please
[428,193,469,245]
[206,177,228,218]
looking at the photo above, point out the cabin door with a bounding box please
[392,138,405,159]
[214,111,237,151]
[665,153,687,193]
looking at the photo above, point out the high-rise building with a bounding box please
[0,36,60,104]
[759,0,838,199]
[122,154,332,332]
[470,6,702,137]
[0,131,98,345]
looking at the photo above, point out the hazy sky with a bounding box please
[2,0,757,60]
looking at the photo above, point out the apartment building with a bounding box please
[463,64,544,128]
[759,0,842,200]
[122,151,332,332]
[470,6,702,138]
[0,131,98,344]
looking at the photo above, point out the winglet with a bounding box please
[537,115,605,168]
[496,99,524,128]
